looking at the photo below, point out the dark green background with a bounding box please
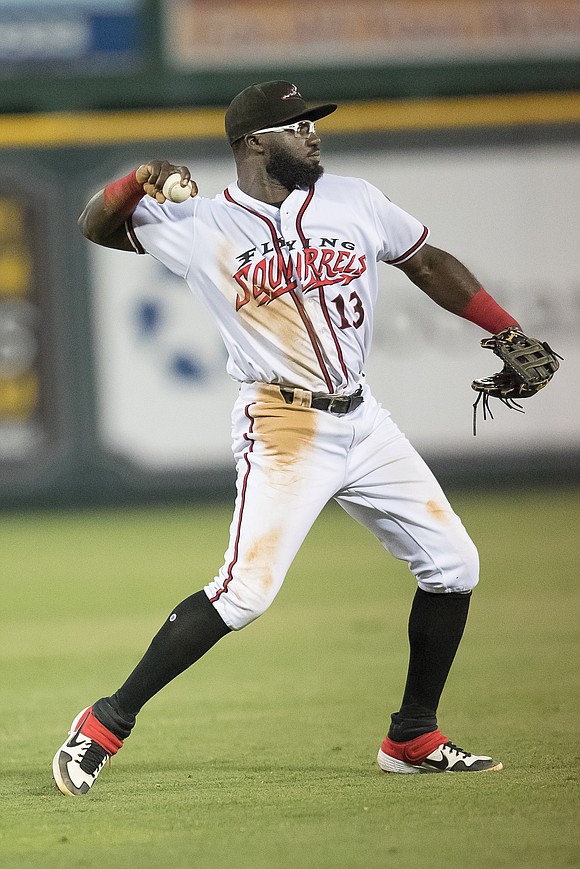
[2,0,580,115]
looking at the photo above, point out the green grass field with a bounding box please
[1,488,579,868]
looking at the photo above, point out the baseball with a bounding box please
[162,172,193,203]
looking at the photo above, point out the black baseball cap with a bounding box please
[225,81,337,145]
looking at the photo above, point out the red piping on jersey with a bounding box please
[317,289,349,381]
[125,215,146,254]
[295,185,315,239]
[287,287,334,391]
[386,225,429,265]
[209,403,256,603]
[224,187,334,393]
[295,187,349,383]
[285,287,333,392]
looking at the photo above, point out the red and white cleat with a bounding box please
[52,706,123,796]
[377,729,503,774]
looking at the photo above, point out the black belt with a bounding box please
[280,386,364,414]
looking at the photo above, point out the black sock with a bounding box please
[388,588,471,742]
[92,695,135,740]
[93,590,230,738]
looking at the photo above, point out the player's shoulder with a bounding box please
[316,173,372,193]
[315,174,388,209]
[316,173,385,201]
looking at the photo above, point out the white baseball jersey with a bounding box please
[124,172,478,632]
[126,173,429,394]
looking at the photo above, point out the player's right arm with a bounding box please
[78,161,196,251]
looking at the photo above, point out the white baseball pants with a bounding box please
[205,382,479,630]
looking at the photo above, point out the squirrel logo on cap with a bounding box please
[281,84,301,100]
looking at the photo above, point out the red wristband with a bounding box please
[460,289,519,333]
[103,169,145,219]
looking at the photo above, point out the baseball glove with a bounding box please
[471,327,562,435]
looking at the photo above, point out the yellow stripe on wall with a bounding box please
[0,92,579,149]
[331,92,580,133]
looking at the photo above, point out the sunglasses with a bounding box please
[250,120,316,138]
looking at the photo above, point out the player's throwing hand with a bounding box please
[136,160,198,204]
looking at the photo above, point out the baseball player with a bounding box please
[53,80,554,795]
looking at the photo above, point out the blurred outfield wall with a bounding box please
[0,95,579,509]
[0,0,579,507]
[1,0,580,113]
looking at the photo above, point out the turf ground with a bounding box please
[1,488,579,868]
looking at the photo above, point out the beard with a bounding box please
[265,142,324,190]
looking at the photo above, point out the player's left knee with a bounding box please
[204,579,281,631]
[417,534,479,594]
[445,536,480,593]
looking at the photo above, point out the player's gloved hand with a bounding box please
[471,327,562,434]
[136,161,198,204]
